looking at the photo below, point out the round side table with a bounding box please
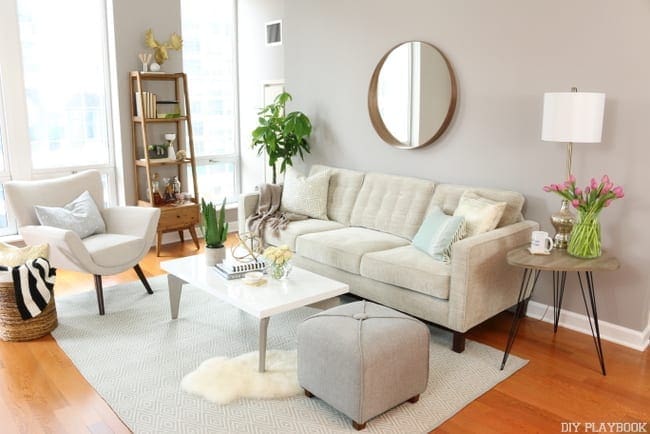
[501,246,620,375]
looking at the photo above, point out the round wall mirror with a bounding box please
[368,41,457,149]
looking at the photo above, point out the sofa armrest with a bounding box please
[238,192,260,235]
[447,220,539,332]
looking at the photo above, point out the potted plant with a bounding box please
[251,91,312,183]
[200,197,229,265]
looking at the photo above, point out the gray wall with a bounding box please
[284,0,650,331]
[110,0,183,206]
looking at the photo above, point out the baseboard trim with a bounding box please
[526,301,649,352]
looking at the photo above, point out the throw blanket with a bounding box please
[0,258,56,320]
[246,184,307,242]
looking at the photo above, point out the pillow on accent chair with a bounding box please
[412,206,466,262]
[34,190,106,239]
[0,242,49,267]
[453,191,506,237]
[281,167,331,220]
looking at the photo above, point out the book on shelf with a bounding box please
[135,91,158,118]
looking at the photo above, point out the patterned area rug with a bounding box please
[51,276,527,433]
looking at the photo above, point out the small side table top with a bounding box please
[507,246,620,273]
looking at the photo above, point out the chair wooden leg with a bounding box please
[188,225,200,250]
[452,331,466,353]
[156,231,162,256]
[134,264,154,294]
[94,275,105,315]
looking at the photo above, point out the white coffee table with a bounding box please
[160,254,349,372]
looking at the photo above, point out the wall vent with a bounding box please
[265,20,282,46]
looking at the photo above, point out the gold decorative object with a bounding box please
[144,29,183,65]
[230,233,263,263]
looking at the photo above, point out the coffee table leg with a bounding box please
[168,274,185,319]
[259,317,270,373]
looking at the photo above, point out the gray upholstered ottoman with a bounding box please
[297,300,430,430]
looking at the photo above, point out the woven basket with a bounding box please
[0,281,58,341]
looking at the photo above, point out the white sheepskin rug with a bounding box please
[181,350,302,404]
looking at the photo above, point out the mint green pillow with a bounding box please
[412,206,466,262]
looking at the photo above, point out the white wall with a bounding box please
[284,0,650,331]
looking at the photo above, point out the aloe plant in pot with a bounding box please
[201,197,228,266]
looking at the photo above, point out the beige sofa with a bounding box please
[239,165,538,352]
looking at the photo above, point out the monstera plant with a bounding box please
[251,92,312,183]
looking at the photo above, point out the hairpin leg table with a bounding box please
[501,246,619,375]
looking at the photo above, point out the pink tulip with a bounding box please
[543,185,552,192]
[568,174,576,183]
[604,199,612,207]
[613,186,624,198]
[602,183,612,194]
[591,178,598,190]
[564,180,573,188]
[585,186,591,195]
[601,174,610,185]
[575,187,582,196]
[571,199,580,208]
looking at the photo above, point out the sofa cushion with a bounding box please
[412,206,466,262]
[360,245,451,300]
[429,184,524,227]
[264,218,345,250]
[349,173,435,240]
[296,227,410,275]
[310,164,365,226]
[453,191,506,237]
[281,167,330,220]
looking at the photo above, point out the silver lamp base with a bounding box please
[550,199,576,249]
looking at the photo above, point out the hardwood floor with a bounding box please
[1,239,647,433]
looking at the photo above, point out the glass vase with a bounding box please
[267,261,292,280]
[567,210,601,259]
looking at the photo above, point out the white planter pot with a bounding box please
[205,246,226,266]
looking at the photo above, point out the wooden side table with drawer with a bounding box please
[157,202,200,256]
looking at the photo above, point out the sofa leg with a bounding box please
[408,394,420,404]
[304,389,314,398]
[94,275,105,316]
[352,421,366,431]
[452,331,466,353]
[134,264,154,294]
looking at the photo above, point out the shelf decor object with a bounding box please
[541,87,605,249]
[129,71,200,255]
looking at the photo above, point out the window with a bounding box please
[0,0,116,237]
[17,0,111,170]
[181,0,240,204]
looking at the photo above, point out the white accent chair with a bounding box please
[4,170,160,315]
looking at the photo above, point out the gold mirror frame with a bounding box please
[368,41,457,149]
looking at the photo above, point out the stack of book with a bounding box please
[135,91,158,118]
[214,258,267,280]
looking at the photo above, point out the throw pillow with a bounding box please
[281,167,330,220]
[34,190,106,239]
[453,191,507,237]
[412,206,466,262]
[0,242,49,267]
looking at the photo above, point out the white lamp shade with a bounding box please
[541,92,606,143]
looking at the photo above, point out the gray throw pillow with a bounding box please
[34,190,106,239]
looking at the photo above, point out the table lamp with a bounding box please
[541,87,605,248]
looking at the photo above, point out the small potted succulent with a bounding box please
[201,197,228,266]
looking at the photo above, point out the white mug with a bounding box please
[531,231,553,253]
